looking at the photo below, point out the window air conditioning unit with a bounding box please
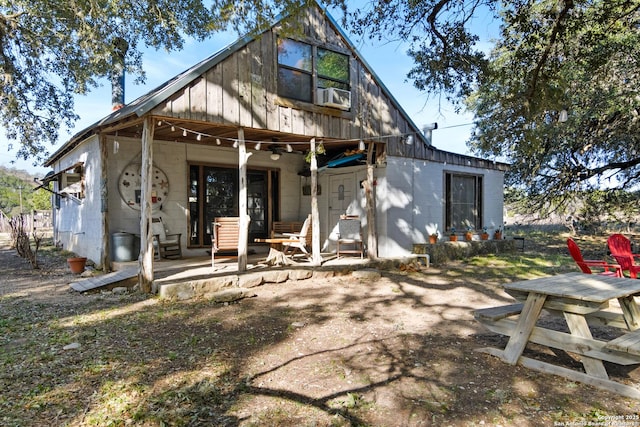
[317,87,351,110]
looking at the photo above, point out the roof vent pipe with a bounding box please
[111,37,128,111]
[422,122,438,146]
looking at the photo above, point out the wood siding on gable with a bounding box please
[150,7,414,147]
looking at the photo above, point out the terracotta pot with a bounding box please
[465,233,473,241]
[449,235,458,242]
[67,257,87,274]
[481,233,489,240]
[494,232,502,240]
[429,235,438,244]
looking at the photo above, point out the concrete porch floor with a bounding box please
[91,244,376,298]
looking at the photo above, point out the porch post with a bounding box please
[139,116,155,292]
[364,142,378,259]
[237,128,249,272]
[99,133,111,272]
[310,138,321,266]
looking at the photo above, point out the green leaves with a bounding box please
[322,0,640,211]
[466,0,640,211]
[0,0,227,165]
[0,166,51,215]
[337,0,494,103]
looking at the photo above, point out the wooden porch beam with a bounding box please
[138,116,155,292]
[97,116,145,136]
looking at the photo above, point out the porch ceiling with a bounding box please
[109,117,368,156]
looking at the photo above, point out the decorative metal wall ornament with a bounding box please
[118,162,169,212]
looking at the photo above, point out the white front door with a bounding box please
[328,173,356,239]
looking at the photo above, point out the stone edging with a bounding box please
[158,262,390,301]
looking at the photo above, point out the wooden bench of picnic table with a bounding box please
[605,328,640,356]
[473,303,524,322]
[474,304,640,366]
[474,301,628,329]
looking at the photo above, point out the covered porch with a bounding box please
[71,244,402,299]
[100,115,380,292]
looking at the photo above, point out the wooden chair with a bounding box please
[151,217,182,259]
[211,217,240,267]
[337,217,364,258]
[566,238,621,277]
[607,234,640,278]
[281,214,312,257]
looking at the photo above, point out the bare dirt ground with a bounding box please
[3,235,640,426]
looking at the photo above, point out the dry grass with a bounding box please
[2,231,640,426]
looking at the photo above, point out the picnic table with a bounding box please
[473,272,640,399]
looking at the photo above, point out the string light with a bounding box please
[156,119,426,151]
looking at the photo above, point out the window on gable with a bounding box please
[317,48,349,91]
[445,172,483,231]
[277,38,313,102]
[277,38,350,107]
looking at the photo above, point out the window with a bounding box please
[317,48,349,90]
[277,38,350,105]
[445,173,483,231]
[59,166,85,200]
[277,39,312,102]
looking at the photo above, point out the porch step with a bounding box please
[69,268,138,293]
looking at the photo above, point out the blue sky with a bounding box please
[0,7,495,176]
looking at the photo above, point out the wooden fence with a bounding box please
[0,210,52,233]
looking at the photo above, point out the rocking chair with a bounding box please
[151,217,182,259]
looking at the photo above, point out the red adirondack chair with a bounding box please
[567,238,622,277]
[607,234,640,278]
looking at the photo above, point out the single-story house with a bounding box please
[42,1,508,285]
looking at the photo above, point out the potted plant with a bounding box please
[429,232,438,244]
[494,226,503,240]
[67,256,87,274]
[481,226,489,240]
[449,227,457,242]
[464,227,473,241]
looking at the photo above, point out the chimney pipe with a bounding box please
[111,38,128,111]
